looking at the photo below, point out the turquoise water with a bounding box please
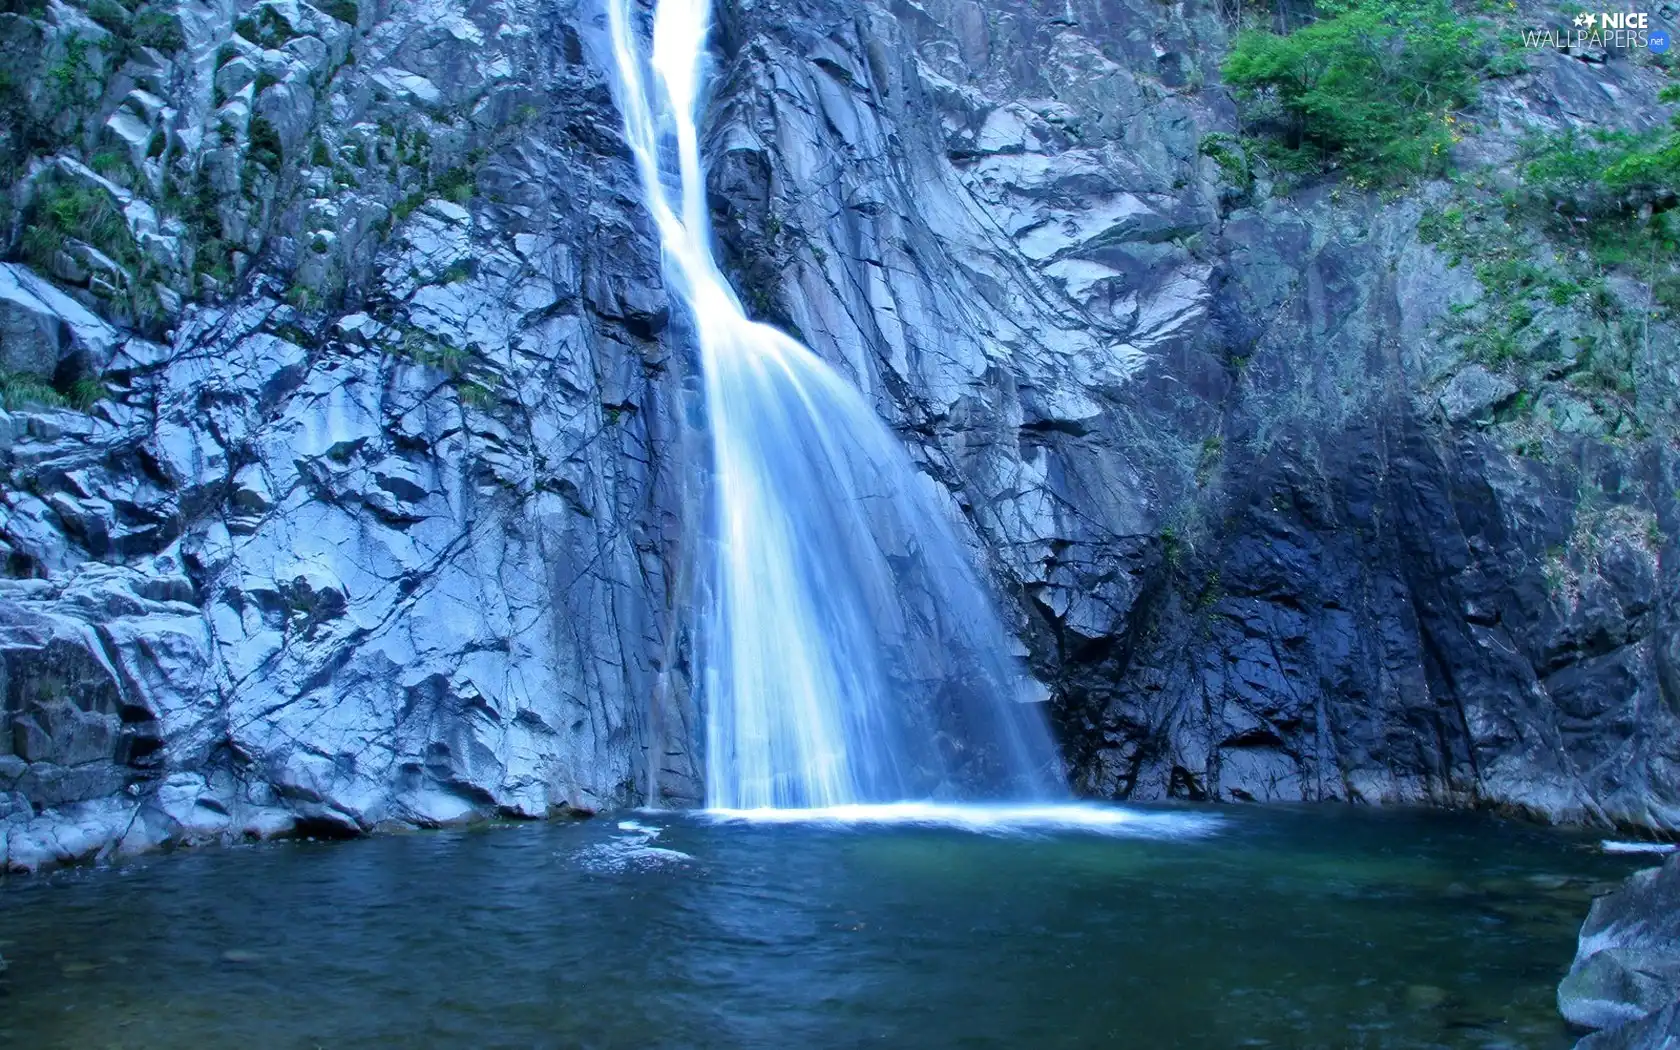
[0,804,1646,1048]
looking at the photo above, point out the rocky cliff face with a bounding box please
[0,0,708,868]
[0,0,1675,868]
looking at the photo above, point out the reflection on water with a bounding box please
[0,804,1644,1049]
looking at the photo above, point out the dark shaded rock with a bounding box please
[1577,1001,1680,1050]
[1561,855,1680,1033]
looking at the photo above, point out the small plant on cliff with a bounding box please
[87,0,131,33]
[18,181,137,271]
[247,115,284,170]
[320,0,358,24]
[1222,0,1490,183]
[0,371,66,410]
[457,381,496,410]
[235,6,298,48]
[46,36,101,105]
[1199,132,1251,187]
[132,6,187,53]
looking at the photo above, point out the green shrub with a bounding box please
[1,340,122,406]
[1222,0,1490,183]
[1602,140,1680,199]
[89,148,132,180]
[132,7,186,53]
[67,376,107,409]
[46,36,99,104]
[253,69,280,95]
[397,329,468,372]
[0,371,66,410]
[391,189,424,221]
[1199,132,1250,187]
[194,237,235,284]
[20,181,136,271]
[247,114,283,169]
[319,0,357,25]
[433,166,473,204]
[1521,128,1680,275]
[87,0,131,33]
[457,381,496,409]
[1526,83,1680,217]
[234,6,297,47]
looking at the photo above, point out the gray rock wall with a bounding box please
[1,0,709,869]
[702,0,1680,832]
[0,0,1676,869]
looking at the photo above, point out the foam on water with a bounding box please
[701,802,1223,838]
[1601,840,1679,854]
[574,821,695,872]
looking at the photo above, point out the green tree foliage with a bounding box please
[1527,86,1680,217]
[1222,0,1491,182]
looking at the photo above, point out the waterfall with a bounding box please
[607,0,1064,810]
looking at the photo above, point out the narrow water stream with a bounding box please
[0,805,1644,1048]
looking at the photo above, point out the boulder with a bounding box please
[1577,1001,1680,1050]
[1438,364,1519,425]
[0,263,120,380]
[1561,855,1680,1038]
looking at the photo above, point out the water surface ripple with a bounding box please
[0,805,1644,1048]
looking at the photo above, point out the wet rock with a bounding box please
[1577,1001,1680,1050]
[1560,855,1680,1035]
[1406,984,1449,1010]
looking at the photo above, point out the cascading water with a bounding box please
[607,0,1065,812]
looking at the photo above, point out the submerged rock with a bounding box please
[1561,855,1680,1043]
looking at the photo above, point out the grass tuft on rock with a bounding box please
[0,371,66,410]
[19,180,136,272]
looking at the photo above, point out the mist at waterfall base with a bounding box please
[607,0,1066,816]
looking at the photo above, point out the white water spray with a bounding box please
[607,0,1064,810]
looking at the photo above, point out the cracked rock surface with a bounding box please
[0,0,1677,870]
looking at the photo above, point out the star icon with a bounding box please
[1581,11,1599,27]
